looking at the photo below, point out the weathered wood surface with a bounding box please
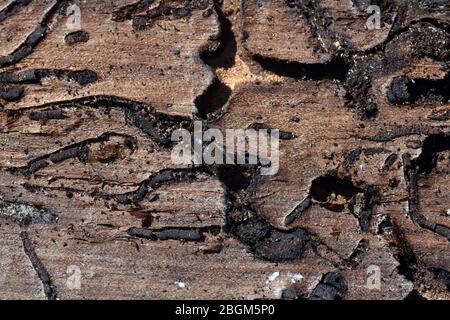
[0,0,449,300]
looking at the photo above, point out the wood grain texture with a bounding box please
[0,0,449,300]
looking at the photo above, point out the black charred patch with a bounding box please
[1,69,98,86]
[402,153,437,233]
[129,0,211,31]
[310,176,361,202]
[122,169,199,205]
[309,272,348,300]
[28,109,67,122]
[132,183,149,204]
[363,147,387,156]
[227,209,310,262]
[65,70,98,86]
[281,288,299,300]
[216,164,255,193]
[0,86,24,101]
[252,55,349,81]
[416,133,450,174]
[132,115,172,146]
[382,153,398,171]
[385,25,450,70]
[64,30,90,45]
[48,147,81,163]
[20,231,57,300]
[228,215,271,247]
[0,69,39,84]
[345,23,450,119]
[389,75,450,106]
[404,290,427,300]
[388,76,412,105]
[310,176,362,212]
[0,0,32,23]
[28,159,49,174]
[8,132,138,175]
[377,215,394,235]
[253,229,310,262]
[127,227,204,242]
[116,194,131,205]
[38,69,99,86]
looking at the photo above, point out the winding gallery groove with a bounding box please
[0,0,449,299]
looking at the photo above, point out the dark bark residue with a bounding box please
[309,272,348,300]
[20,231,57,300]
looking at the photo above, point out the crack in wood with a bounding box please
[7,132,136,175]
[309,272,348,300]
[116,168,204,205]
[0,69,99,86]
[0,0,66,68]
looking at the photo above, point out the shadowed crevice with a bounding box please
[195,78,232,119]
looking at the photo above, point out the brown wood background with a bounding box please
[0,0,449,300]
